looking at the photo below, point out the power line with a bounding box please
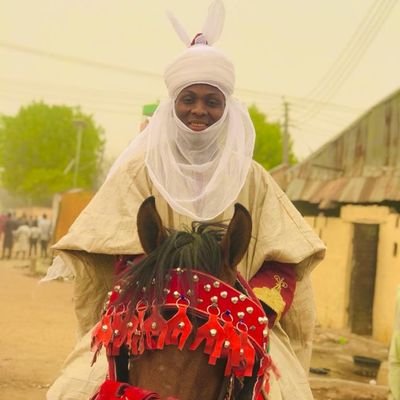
[0,76,163,102]
[0,84,151,110]
[0,40,162,79]
[237,87,360,112]
[296,0,398,124]
[0,92,143,117]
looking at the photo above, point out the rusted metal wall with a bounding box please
[281,89,400,207]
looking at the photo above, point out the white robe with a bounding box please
[47,156,326,400]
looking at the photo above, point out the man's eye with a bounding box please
[207,99,221,107]
[182,96,194,104]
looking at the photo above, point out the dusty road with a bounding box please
[0,259,75,400]
[0,258,390,399]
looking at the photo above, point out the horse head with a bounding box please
[137,196,252,288]
[92,197,270,400]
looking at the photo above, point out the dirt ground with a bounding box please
[0,258,391,400]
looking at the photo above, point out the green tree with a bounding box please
[0,102,105,204]
[249,104,297,169]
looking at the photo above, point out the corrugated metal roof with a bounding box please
[277,88,400,208]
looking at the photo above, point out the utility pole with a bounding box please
[282,100,289,165]
[72,120,85,188]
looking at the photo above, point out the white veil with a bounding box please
[107,0,255,220]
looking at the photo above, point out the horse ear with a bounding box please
[221,203,252,269]
[137,196,167,254]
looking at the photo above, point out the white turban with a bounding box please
[164,44,235,98]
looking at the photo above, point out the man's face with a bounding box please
[174,84,226,132]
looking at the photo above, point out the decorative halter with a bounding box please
[91,268,272,400]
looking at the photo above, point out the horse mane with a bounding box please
[116,221,229,309]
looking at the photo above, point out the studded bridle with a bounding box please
[91,268,272,400]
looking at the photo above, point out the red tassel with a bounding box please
[235,328,256,377]
[165,302,192,350]
[92,309,114,351]
[223,319,241,376]
[143,305,168,350]
[130,303,147,355]
[110,305,128,355]
[190,311,224,365]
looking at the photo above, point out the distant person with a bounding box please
[38,213,52,258]
[2,213,16,259]
[0,212,7,243]
[13,219,31,259]
[29,219,41,258]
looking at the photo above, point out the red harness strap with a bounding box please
[90,379,160,400]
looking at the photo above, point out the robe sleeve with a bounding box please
[249,261,297,327]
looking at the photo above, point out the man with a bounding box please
[47,1,325,398]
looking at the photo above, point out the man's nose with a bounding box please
[191,101,207,115]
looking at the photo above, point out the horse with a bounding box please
[91,196,271,400]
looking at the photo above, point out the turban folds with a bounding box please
[164,44,235,98]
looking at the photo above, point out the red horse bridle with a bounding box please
[91,268,272,400]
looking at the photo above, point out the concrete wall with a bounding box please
[307,205,400,344]
[306,215,353,330]
[374,213,400,343]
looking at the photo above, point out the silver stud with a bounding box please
[237,311,245,319]
[213,281,220,288]
[186,289,193,296]
[211,296,218,304]
[197,298,204,303]
[246,307,254,314]
[239,294,246,302]
[114,329,120,336]
[114,285,121,292]
[263,328,269,338]
[224,340,230,348]
[176,267,183,274]
[210,328,217,337]
[107,291,113,298]
[193,274,199,282]
[163,288,170,295]
[151,278,156,285]
[151,322,157,330]
[258,316,268,325]
[101,324,108,331]
[240,348,244,356]
[135,329,141,336]
[173,291,180,299]
[178,322,185,329]
[220,291,228,299]
[204,284,211,292]
[127,322,133,328]
[141,286,147,293]
[231,297,239,304]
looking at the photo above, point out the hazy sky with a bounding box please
[1,0,400,162]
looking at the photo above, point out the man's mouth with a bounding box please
[188,121,208,131]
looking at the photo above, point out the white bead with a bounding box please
[210,329,217,337]
[204,284,211,292]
